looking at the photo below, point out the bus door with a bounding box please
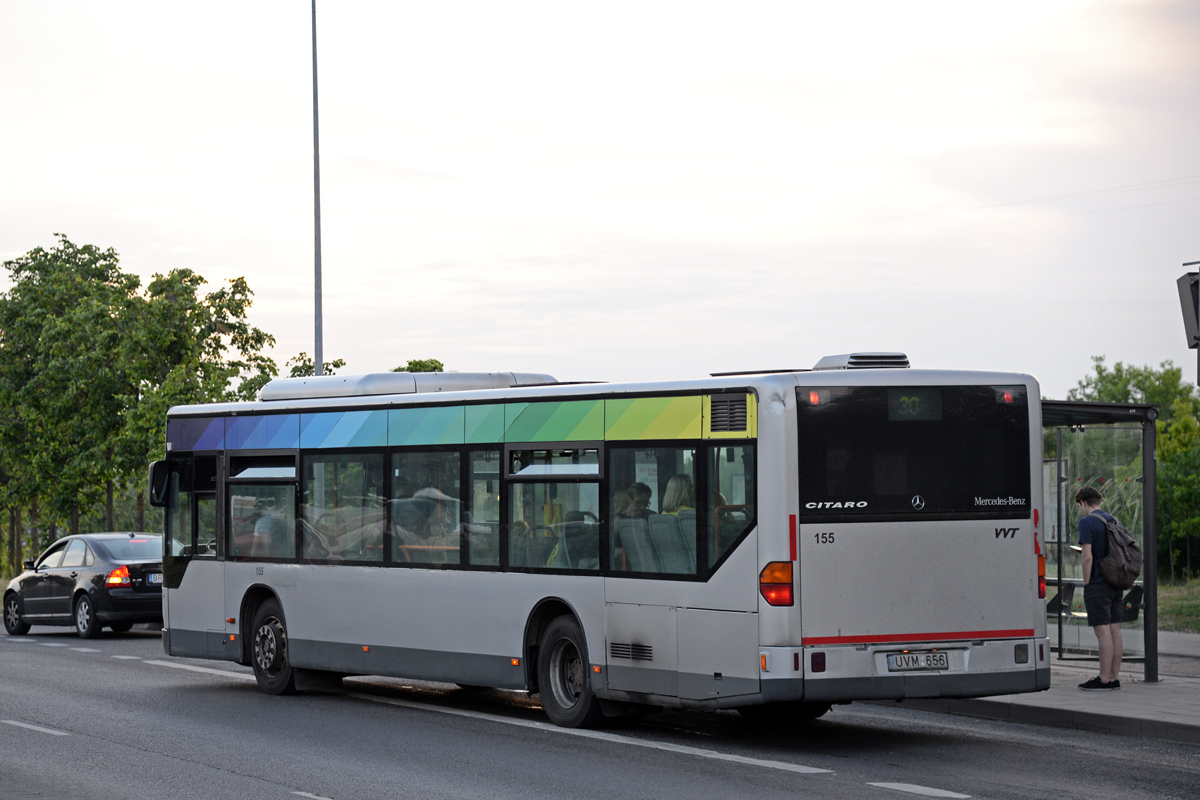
[161,455,226,656]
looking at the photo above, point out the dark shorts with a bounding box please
[1083,581,1124,627]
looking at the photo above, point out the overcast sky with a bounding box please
[2,1,1198,399]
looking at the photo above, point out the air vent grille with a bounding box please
[813,352,910,371]
[609,643,654,661]
[709,394,748,432]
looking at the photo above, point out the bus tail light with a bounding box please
[760,562,793,606]
[105,565,131,587]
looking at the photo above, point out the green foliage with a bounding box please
[1158,578,1200,633]
[286,352,346,378]
[0,235,277,562]
[393,358,444,373]
[1067,355,1200,422]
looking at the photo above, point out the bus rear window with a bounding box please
[798,385,1031,522]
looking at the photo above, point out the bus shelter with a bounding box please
[1041,400,1159,682]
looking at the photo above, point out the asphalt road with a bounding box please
[2,627,1197,800]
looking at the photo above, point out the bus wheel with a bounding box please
[74,595,101,639]
[537,616,603,728]
[109,622,133,633]
[737,701,831,724]
[251,599,297,695]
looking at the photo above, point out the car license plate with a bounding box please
[147,573,163,585]
[887,651,949,671]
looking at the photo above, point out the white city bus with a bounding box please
[149,353,1049,727]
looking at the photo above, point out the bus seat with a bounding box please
[676,510,698,571]
[647,514,692,574]
[616,518,661,573]
[555,520,598,570]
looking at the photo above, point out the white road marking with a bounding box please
[3,720,69,736]
[868,782,970,798]
[346,692,832,775]
[144,659,256,681]
[111,655,142,660]
[292,792,335,800]
[3,638,37,642]
[71,648,101,653]
[38,642,68,647]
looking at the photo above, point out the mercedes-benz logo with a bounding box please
[912,495,926,510]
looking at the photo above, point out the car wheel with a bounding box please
[537,616,602,728]
[251,598,296,695]
[4,594,30,636]
[109,622,133,633]
[74,595,101,639]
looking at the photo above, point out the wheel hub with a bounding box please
[255,618,285,676]
[550,638,584,708]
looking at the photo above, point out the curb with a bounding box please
[879,697,1200,747]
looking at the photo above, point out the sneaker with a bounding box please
[1079,676,1108,690]
[1108,679,1120,690]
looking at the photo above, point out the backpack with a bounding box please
[1095,512,1142,590]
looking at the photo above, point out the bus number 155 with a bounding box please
[814,532,835,544]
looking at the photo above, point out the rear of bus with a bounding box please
[780,372,1049,704]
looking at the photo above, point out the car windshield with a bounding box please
[93,537,162,561]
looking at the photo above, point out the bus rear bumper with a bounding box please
[760,637,1051,704]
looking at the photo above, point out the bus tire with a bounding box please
[4,594,30,636]
[109,621,133,633]
[537,616,603,729]
[737,701,831,724]
[74,595,101,639]
[251,599,297,695]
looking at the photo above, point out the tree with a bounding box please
[0,236,279,558]
[1067,355,1200,423]
[116,269,279,529]
[0,235,141,538]
[393,358,444,373]
[285,352,346,378]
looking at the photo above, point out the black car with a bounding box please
[3,533,163,639]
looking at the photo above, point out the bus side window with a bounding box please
[608,447,698,576]
[392,451,462,566]
[168,472,193,558]
[228,485,296,560]
[303,453,385,563]
[466,451,500,567]
[708,445,755,565]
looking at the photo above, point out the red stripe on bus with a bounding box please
[801,629,1035,646]
[789,515,797,561]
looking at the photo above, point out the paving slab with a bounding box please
[888,663,1200,746]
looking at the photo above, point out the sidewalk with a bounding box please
[889,631,1200,746]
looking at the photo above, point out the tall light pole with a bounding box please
[312,0,324,376]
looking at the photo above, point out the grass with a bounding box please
[1158,578,1200,633]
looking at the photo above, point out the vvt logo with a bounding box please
[995,527,1018,539]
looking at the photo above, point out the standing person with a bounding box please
[1075,487,1123,690]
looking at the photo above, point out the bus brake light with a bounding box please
[760,561,793,606]
[105,565,131,587]
[1037,554,1046,599]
